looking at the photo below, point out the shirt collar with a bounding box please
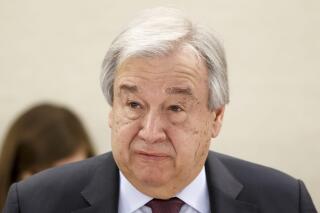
[118,171,152,213]
[176,167,210,213]
[118,167,210,213]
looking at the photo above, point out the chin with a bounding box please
[134,167,172,187]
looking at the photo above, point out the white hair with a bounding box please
[100,7,229,110]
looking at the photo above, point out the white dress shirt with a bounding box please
[118,167,210,213]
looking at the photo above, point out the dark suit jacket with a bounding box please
[3,151,317,213]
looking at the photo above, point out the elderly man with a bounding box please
[4,8,317,213]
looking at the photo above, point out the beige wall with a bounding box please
[0,0,319,209]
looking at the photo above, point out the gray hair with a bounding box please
[100,7,229,110]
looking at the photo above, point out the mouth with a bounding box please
[135,151,170,161]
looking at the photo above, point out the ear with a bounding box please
[211,107,225,138]
[108,109,113,128]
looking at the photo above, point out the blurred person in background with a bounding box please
[0,103,95,209]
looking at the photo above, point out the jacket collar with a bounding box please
[72,153,119,213]
[205,152,259,213]
[73,151,259,213]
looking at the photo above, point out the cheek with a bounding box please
[112,107,139,133]
[111,109,141,155]
[191,118,212,162]
[175,114,212,142]
[168,114,212,163]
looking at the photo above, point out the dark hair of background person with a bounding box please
[0,103,95,209]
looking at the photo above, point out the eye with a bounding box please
[168,105,183,112]
[128,101,142,109]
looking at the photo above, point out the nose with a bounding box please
[138,110,167,143]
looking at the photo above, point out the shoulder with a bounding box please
[205,152,317,212]
[212,152,296,180]
[18,152,113,193]
[5,152,115,212]
[209,151,299,191]
[207,152,309,209]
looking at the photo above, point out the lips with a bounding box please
[135,150,170,161]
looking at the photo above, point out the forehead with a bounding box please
[115,48,208,91]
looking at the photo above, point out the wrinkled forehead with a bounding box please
[115,53,207,93]
[112,49,210,104]
[115,46,208,79]
[117,83,198,103]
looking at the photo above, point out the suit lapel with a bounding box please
[205,152,259,213]
[72,153,119,213]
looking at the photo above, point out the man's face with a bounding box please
[109,48,224,198]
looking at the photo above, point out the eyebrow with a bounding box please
[119,84,194,97]
[119,84,138,93]
[165,87,194,96]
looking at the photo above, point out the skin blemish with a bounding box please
[193,130,199,135]
[193,142,201,161]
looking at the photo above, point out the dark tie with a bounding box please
[146,197,185,213]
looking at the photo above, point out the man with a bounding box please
[4,7,317,213]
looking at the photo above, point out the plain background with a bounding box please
[0,0,319,209]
